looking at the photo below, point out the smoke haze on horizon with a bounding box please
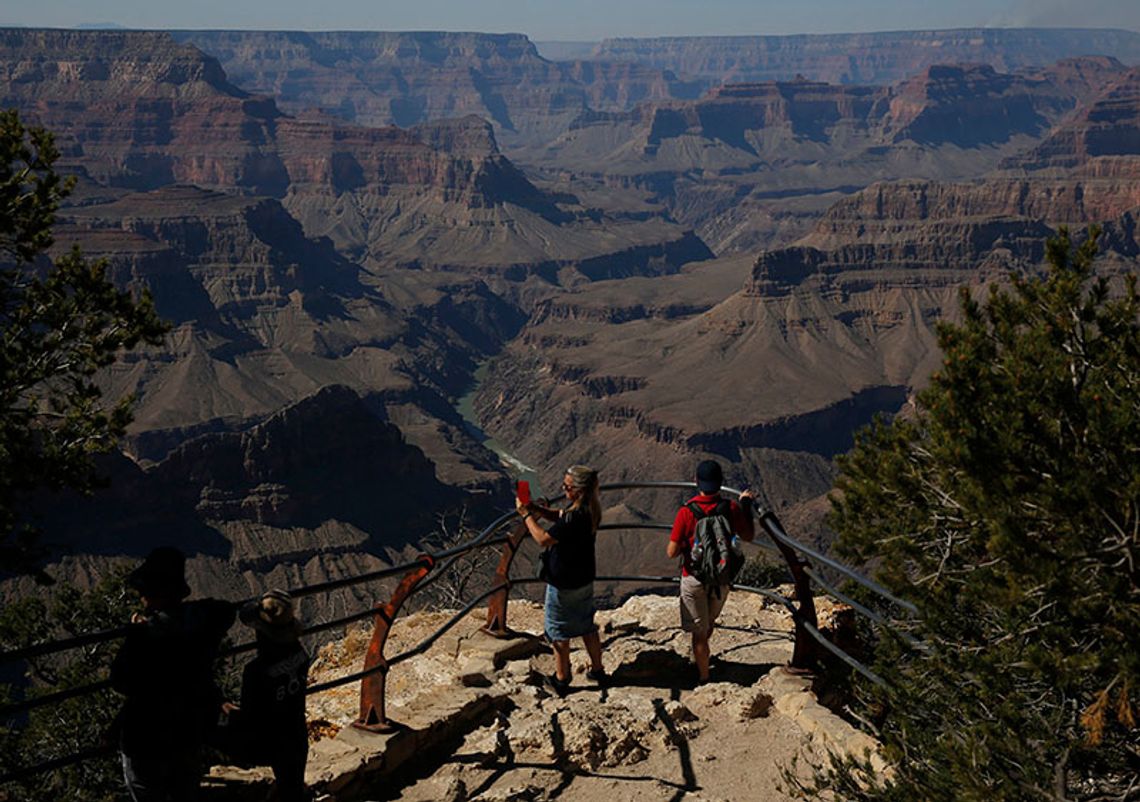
[2,0,1139,41]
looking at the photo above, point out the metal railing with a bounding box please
[0,480,915,786]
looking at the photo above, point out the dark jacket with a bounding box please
[240,639,310,746]
[110,598,235,756]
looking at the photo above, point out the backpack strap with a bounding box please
[689,499,731,519]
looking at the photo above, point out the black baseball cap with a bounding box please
[128,546,191,600]
[696,460,723,493]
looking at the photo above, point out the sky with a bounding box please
[2,0,1139,41]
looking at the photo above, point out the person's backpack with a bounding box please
[687,499,745,589]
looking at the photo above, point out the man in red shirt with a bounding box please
[667,460,755,683]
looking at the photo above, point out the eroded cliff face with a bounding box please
[883,63,1077,145]
[50,183,536,514]
[0,29,743,599]
[172,30,697,150]
[6,42,495,201]
[1005,67,1140,175]
[155,28,1140,155]
[642,81,888,152]
[798,179,1140,253]
[0,31,535,204]
[525,59,1118,255]
[3,29,708,279]
[593,28,1140,86]
[23,385,504,609]
[471,64,1140,539]
[7,26,1140,599]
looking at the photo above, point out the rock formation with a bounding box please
[172,30,699,150]
[164,28,1140,154]
[2,28,702,277]
[0,28,728,600]
[470,60,1140,540]
[5,25,1140,608]
[594,28,1140,86]
[21,384,504,612]
[208,592,875,802]
[1004,67,1140,174]
[522,59,1125,254]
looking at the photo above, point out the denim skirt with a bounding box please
[544,583,596,641]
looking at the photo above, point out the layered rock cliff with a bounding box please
[524,59,1116,255]
[1004,67,1140,174]
[471,60,1140,536]
[165,28,1140,153]
[173,30,697,150]
[594,28,1140,86]
[883,63,1075,145]
[0,28,736,595]
[8,25,1140,596]
[23,385,506,611]
[4,29,705,278]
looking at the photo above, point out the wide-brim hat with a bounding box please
[128,547,191,600]
[240,589,302,643]
[696,459,723,494]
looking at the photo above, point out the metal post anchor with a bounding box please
[353,554,435,733]
[482,521,527,638]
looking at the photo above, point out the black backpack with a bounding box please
[687,499,745,588]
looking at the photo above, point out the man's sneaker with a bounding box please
[544,673,571,698]
[586,668,608,685]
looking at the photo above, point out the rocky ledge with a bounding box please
[206,592,876,801]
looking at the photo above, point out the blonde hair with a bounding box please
[564,464,602,531]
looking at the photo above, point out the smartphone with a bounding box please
[516,480,531,506]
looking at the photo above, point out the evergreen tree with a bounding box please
[0,109,168,576]
[789,229,1140,801]
[0,569,134,802]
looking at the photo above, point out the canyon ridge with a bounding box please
[1,25,1138,611]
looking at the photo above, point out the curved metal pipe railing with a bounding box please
[759,512,918,615]
[0,514,523,668]
[1,478,911,787]
[803,567,925,651]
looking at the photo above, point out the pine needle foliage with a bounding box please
[0,110,169,576]
[788,229,1140,801]
[0,568,135,802]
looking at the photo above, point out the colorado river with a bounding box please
[455,363,547,499]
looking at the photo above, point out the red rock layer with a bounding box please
[1006,68,1140,174]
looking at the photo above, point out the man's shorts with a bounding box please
[679,574,729,635]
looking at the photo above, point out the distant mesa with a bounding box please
[593,28,1140,86]
[1003,67,1140,173]
[153,27,1140,152]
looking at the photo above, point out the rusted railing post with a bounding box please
[483,521,528,637]
[759,510,819,670]
[353,554,435,733]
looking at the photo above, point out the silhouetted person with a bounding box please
[110,547,235,802]
[236,590,310,802]
[667,460,754,683]
[517,465,606,696]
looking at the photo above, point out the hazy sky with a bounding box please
[3,0,1139,41]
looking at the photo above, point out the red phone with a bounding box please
[516,480,531,506]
